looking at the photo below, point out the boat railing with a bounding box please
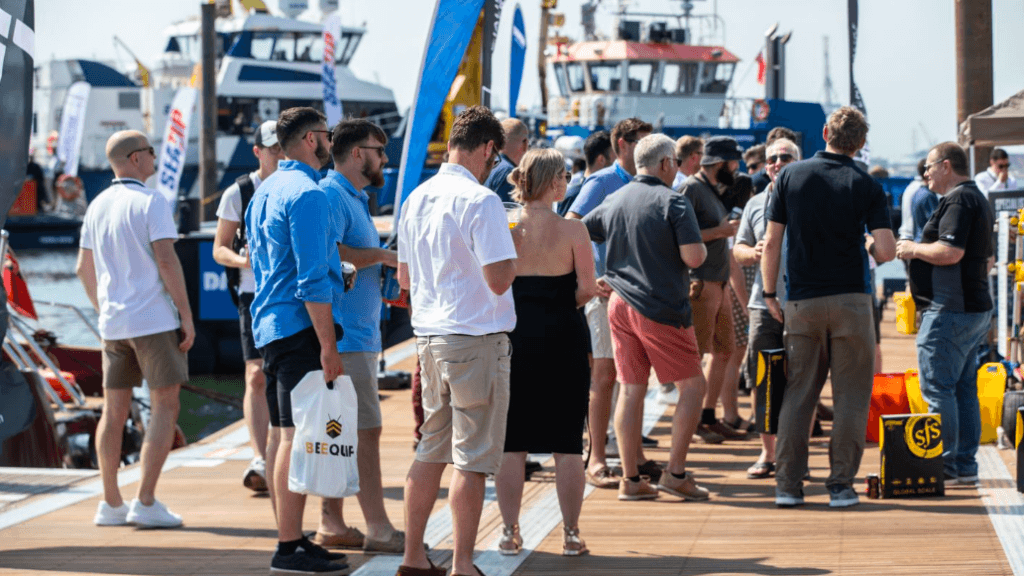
[32,300,103,343]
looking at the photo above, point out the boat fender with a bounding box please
[56,174,84,202]
[752,99,770,123]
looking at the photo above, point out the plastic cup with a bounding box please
[503,202,522,230]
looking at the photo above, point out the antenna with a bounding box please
[820,36,841,112]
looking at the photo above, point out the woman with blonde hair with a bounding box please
[495,148,597,557]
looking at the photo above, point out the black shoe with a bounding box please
[271,549,349,575]
[525,460,543,474]
[812,420,825,437]
[637,459,663,482]
[641,435,658,448]
[299,537,349,563]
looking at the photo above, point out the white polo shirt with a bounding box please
[975,168,1018,198]
[80,178,180,341]
[398,163,517,336]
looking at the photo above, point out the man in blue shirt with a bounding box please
[314,119,404,555]
[556,130,614,217]
[566,118,653,489]
[246,107,349,575]
[484,118,529,202]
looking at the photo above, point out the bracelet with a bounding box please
[762,291,777,299]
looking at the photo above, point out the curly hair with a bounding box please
[449,105,505,153]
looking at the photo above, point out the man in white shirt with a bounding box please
[77,130,195,529]
[975,148,1018,196]
[212,120,285,495]
[396,106,517,576]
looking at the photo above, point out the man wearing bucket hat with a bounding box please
[679,136,748,444]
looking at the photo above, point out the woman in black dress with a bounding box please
[495,149,597,557]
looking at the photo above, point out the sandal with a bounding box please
[746,461,775,479]
[498,523,522,556]
[562,526,589,557]
[585,465,619,489]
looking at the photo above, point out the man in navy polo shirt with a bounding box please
[761,106,896,509]
[314,119,404,554]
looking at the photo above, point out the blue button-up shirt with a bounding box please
[321,170,383,353]
[246,160,344,348]
[567,161,632,276]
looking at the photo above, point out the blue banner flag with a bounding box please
[509,4,526,118]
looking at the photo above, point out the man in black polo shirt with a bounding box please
[762,106,896,508]
[896,141,993,486]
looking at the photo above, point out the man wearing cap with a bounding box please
[213,120,285,496]
[679,136,747,444]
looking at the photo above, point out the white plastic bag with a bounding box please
[288,371,360,498]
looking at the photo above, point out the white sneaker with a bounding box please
[93,501,129,526]
[126,498,183,528]
[243,457,268,492]
[657,384,679,405]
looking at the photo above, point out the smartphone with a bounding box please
[729,207,743,221]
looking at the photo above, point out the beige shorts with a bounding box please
[416,333,511,474]
[584,296,614,359]
[102,329,188,390]
[339,351,383,430]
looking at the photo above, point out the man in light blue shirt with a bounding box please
[566,118,653,488]
[314,119,404,555]
[246,107,349,575]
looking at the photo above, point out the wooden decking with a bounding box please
[0,308,1022,576]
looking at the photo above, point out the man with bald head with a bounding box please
[78,130,195,528]
[484,117,530,202]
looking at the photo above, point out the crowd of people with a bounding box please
[77,102,1005,576]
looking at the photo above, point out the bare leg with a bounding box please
[666,375,706,475]
[758,433,777,464]
[354,426,396,540]
[401,460,445,570]
[243,359,269,459]
[553,453,585,529]
[266,426,281,524]
[450,468,486,576]
[703,350,732,412]
[586,358,616,476]
[720,344,745,423]
[96,388,132,507]
[615,384,646,478]
[275,427,307,542]
[496,452,527,527]
[135,384,181,505]
[319,497,348,535]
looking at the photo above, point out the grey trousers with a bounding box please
[776,293,876,493]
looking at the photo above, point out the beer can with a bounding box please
[866,474,880,499]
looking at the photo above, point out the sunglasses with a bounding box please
[126,146,154,159]
[564,172,572,183]
[996,163,1010,170]
[924,158,947,172]
[358,145,386,156]
[767,153,794,164]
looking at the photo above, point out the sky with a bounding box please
[36,0,1024,163]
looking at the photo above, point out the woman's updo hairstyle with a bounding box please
[508,148,565,203]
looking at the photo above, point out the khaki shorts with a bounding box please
[584,296,614,359]
[102,329,188,390]
[416,333,511,474]
[340,351,383,430]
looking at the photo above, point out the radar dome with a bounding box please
[277,0,309,18]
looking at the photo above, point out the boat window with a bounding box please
[272,34,296,62]
[662,62,699,94]
[250,32,277,61]
[118,92,141,110]
[699,62,734,94]
[340,32,360,65]
[553,64,569,97]
[589,62,622,92]
[627,62,655,93]
[661,63,680,93]
[295,33,318,62]
[565,62,586,92]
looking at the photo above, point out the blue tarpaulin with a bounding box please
[394,0,486,221]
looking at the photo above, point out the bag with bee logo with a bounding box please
[288,371,360,498]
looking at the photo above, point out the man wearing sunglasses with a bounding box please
[974,147,1017,197]
[484,118,530,203]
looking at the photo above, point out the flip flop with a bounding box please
[746,461,775,479]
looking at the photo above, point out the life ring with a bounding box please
[56,174,84,202]
[752,99,770,122]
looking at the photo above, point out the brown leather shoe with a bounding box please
[705,420,748,440]
[396,559,446,576]
[451,565,486,576]
[312,526,365,549]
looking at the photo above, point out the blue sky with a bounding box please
[36,0,1024,162]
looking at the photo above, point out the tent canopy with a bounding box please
[958,88,1024,147]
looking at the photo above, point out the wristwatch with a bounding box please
[762,291,777,299]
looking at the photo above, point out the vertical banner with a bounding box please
[394,0,487,221]
[509,4,526,117]
[156,87,198,205]
[322,12,343,128]
[481,0,504,108]
[0,0,34,222]
[848,0,866,116]
[56,82,90,178]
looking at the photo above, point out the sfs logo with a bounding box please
[904,415,943,459]
[325,415,342,439]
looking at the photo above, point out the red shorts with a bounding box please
[608,292,703,386]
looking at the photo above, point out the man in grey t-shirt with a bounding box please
[583,134,710,503]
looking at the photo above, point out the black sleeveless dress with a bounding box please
[504,271,590,454]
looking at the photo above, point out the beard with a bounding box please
[314,139,331,168]
[361,157,386,188]
[716,164,735,187]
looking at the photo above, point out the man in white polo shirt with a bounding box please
[77,130,195,528]
[396,106,517,576]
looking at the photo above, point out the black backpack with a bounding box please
[225,173,256,308]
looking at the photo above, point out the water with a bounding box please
[13,248,243,443]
